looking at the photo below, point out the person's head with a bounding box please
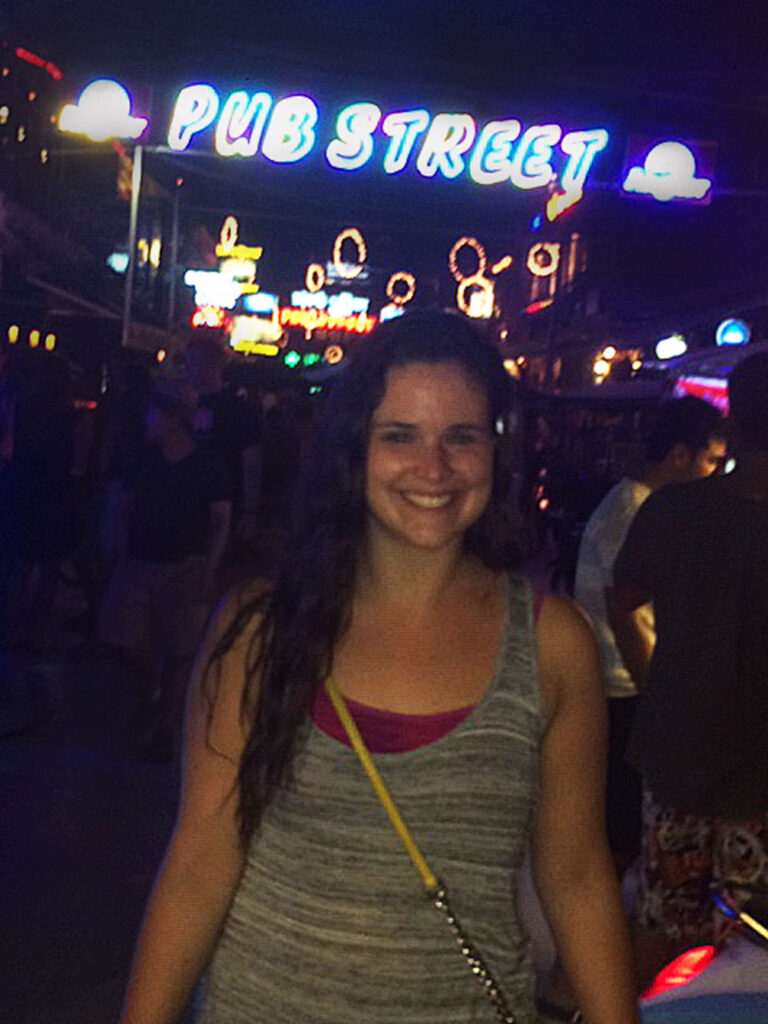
[184,331,228,393]
[645,396,726,481]
[145,377,197,445]
[309,309,515,567]
[728,352,768,452]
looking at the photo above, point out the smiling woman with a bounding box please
[119,311,639,1024]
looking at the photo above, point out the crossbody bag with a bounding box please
[324,675,518,1024]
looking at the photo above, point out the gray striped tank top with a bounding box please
[201,573,544,1024]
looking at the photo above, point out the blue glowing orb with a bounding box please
[715,318,750,347]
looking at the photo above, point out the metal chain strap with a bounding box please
[432,882,518,1024]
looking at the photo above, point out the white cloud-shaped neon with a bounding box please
[59,80,147,141]
[623,141,711,202]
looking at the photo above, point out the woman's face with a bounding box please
[365,361,494,553]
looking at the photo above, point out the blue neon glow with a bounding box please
[215,91,272,157]
[243,292,278,314]
[716,318,750,347]
[260,95,318,163]
[415,114,476,179]
[107,252,129,274]
[510,124,562,189]
[559,129,609,193]
[623,141,712,202]
[468,119,521,186]
[381,109,430,174]
[168,84,219,151]
[326,102,381,171]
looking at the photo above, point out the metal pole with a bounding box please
[167,181,181,332]
[121,142,143,348]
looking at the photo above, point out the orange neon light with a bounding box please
[279,307,376,335]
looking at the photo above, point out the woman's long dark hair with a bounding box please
[207,310,521,848]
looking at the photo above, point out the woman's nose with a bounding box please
[414,441,450,480]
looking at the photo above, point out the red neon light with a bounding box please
[15,47,63,81]
[523,298,554,315]
[672,376,729,413]
[641,945,716,1001]
[279,307,376,335]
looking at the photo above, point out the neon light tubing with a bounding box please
[469,120,521,185]
[416,114,476,179]
[381,110,430,174]
[261,96,318,163]
[326,102,382,170]
[168,84,220,150]
[215,91,272,157]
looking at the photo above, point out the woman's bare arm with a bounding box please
[119,584,264,1024]
[532,595,640,1024]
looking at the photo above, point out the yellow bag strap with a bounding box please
[324,675,438,894]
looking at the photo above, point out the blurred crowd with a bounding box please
[0,331,314,758]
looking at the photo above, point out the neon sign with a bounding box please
[715,318,750,347]
[166,85,610,202]
[279,307,376,335]
[622,139,715,204]
[290,290,370,317]
[59,79,148,142]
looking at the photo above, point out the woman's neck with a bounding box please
[357,529,486,612]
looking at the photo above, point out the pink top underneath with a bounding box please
[311,687,474,753]
[310,589,545,753]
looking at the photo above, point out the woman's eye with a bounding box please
[447,430,483,445]
[380,431,413,444]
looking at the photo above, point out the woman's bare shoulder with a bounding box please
[536,593,602,721]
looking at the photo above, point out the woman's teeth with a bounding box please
[403,493,452,509]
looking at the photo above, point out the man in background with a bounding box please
[100,377,231,761]
[611,353,768,984]
[575,397,726,873]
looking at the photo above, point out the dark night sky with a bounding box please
[6,1,768,99]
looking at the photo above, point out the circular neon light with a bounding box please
[219,216,239,250]
[333,227,367,279]
[305,263,326,293]
[386,271,416,306]
[456,275,494,318]
[324,344,344,365]
[449,236,486,282]
[715,318,750,347]
[527,243,560,277]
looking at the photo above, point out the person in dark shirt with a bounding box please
[184,332,262,523]
[610,352,768,984]
[100,376,231,760]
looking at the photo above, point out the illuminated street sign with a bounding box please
[166,84,610,206]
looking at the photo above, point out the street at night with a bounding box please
[2,4,768,1022]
